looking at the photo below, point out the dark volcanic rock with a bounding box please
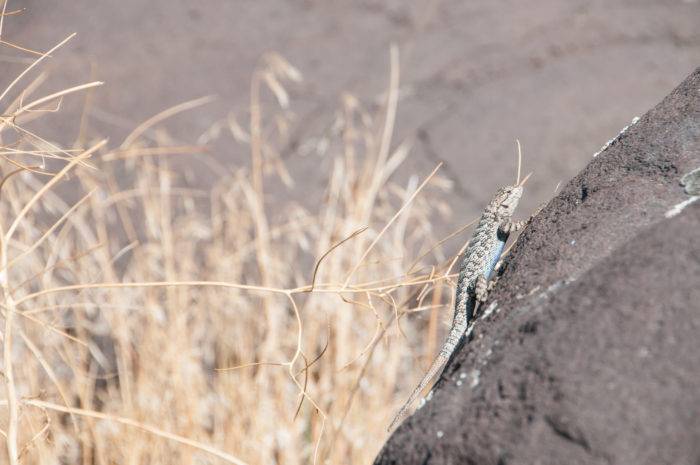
[374,68,700,465]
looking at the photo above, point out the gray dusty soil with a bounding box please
[3,0,700,225]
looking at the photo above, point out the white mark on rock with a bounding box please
[681,167,700,195]
[665,196,699,218]
[456,380,463,387]
[481,301,499,318]
[593,116,640,158]
[418,390,435,410]
[436,430,444,439]
[469,369,481,388]
[459,372,467,379]
[464,323,475,338]
[570,239,576,245]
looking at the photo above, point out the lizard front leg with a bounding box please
[500,206,543,236]
[498,218,527,236]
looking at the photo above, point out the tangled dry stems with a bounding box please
[0,31,472,465]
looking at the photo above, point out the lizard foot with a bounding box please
[487,276,499,292]
[499,219,527,236]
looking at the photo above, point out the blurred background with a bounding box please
[6,0,699,223]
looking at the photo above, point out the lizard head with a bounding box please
[490,172,531,217]
[491,185,522,216]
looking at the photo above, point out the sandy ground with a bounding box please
[3,0,700,224]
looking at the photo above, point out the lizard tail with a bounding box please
[388,353,448,432]
[387,300,473,432]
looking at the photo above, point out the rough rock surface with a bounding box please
[374,68,700,465]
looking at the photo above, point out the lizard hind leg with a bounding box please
[472,274,489,319]
[487,275,500,292]
[475,274,489,303]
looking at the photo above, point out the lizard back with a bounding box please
[388,182,525,431]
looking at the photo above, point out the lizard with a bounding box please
[388,169,532,431]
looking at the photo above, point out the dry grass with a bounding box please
[0,29,474,465]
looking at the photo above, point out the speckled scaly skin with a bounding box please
[388,182,527,431]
